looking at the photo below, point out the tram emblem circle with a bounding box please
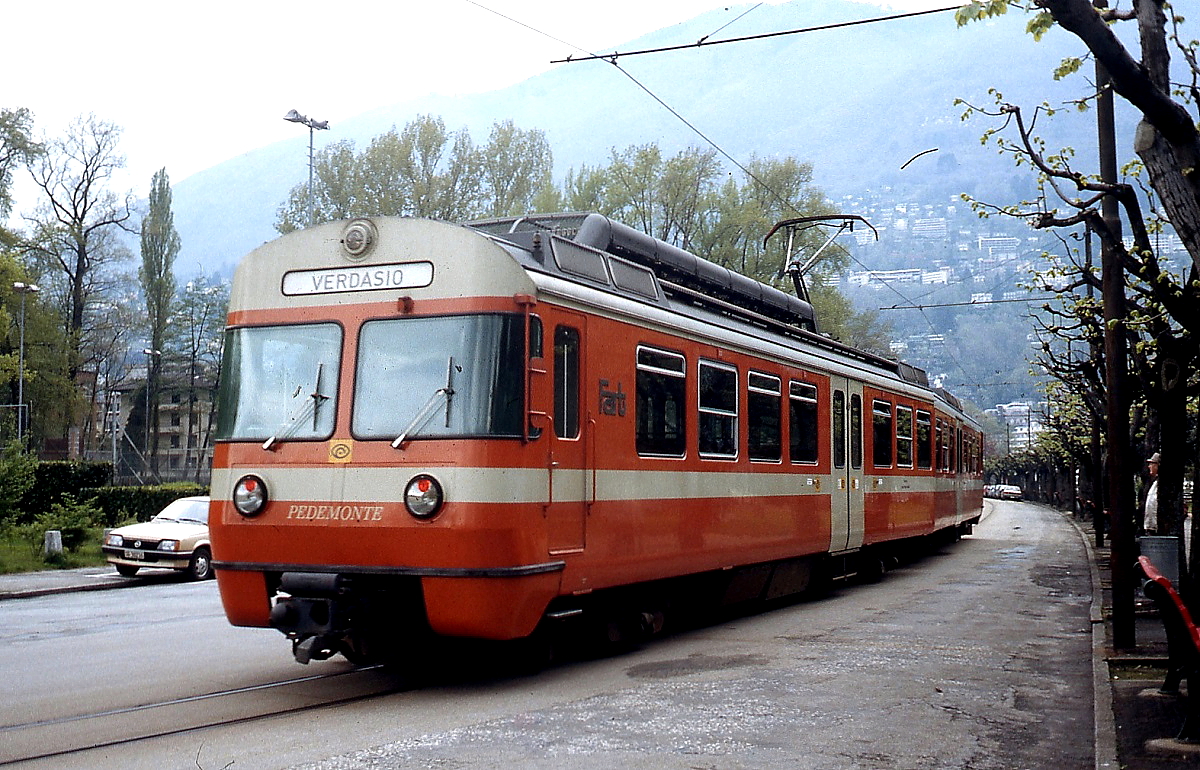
[328,440,353,463]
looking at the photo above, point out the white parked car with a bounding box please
[999,485,1024,501]
[102,496,213,580]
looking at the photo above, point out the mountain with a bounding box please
[171,0,1099,275]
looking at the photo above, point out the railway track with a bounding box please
[0,664,405,766]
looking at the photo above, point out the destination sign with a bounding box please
[282,261,434,296]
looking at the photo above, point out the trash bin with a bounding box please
[1140,535,1181,587]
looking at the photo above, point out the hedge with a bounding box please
[16,461,112,524]
[85,483,209,526]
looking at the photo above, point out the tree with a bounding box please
[0,439,35,525]
[0,108,41,228]
[166,274,228,481]
[23,114,134,383]
[274,116,552,232]
[0,251,79,450]
[560,145,887,349]
[274,117,885,348]
[955,0,1200,316]
[139,169,180,473]
[957,0,1200,611]
[479,120,554,218]
[1027,0,1200,272]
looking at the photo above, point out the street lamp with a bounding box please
[12,282,39,446]
[283,109,330,227]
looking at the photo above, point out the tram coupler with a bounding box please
[292,634,339,664]
[270,572,353,664]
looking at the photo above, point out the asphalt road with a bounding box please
[1,499,1093,769]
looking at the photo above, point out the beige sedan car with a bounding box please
[102,496,213,580]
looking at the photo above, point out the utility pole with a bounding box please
[1085,227,1104,547]
[1095,18,1137,649]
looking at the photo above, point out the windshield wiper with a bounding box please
[392,357,461,449]
[263,362,330,451]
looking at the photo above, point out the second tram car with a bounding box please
[209,213,983,664]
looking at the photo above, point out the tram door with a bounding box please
[829,377,866,553]
[545,316,588,554]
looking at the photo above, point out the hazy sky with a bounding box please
[4,0,949,216]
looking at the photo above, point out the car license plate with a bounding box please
[123,549,145,560]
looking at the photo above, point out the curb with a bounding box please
[0,578,128,602]
[0,567,144,602]
[1063,512,1118,770]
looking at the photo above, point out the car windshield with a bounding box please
[153,499,209,525]
[215,323,341,441]
[353,314,525,440]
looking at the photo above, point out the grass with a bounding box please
[1110,663,1169,682]
[0,528,109,575]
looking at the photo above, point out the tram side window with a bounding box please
[554,326,580,439]
[791,381,819,464]
[699,360,738,458]
[872,399,893,468]
[850,394,863,469]
[916,410,932,470]
[636,346,686,456]
[936,418,951,472]
[832,390,846,469]
[748,372,782,462]
[528,317,543,439]
[529,316,543,358]
[896,405,913,468]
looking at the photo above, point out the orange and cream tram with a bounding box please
[209,213,983,664]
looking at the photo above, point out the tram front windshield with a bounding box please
[216,315,525,443]
[353,314,524,440]
[216,323,341,442]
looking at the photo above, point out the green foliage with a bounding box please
[1053,57,1083,81]
[0,441,36,525]
[274,115,889,350]
[0,107,42,220]
[16,461,111,524]
[481,120,554,218]
[7,493,99,558]
[140,167,180,473]
[0,526,105,572]
[1026,12,1056,41]
[140,170,180,354]
[22,114,135,385]
[86,483,207,526]
[275,115,553,232]
[955,0,1011,27]
[1,257,80,448]
[807,279,892,354]
[39,494,99,550]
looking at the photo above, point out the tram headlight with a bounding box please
[233,475,268,517]
[404,474,444,519]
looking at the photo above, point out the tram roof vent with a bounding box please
[896,362,930,387]
[936,388,962,412]
[472,213,816,332]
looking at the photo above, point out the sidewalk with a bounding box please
[0,511,1195,769]
[1081,513,1198,770]
[0,565,169,600]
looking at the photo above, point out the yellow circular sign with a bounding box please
[329,440,352,463]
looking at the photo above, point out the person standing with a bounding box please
[1143,452,1160,535]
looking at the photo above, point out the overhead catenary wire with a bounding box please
[463,0,982,385]
[880,296,1061,310]
[549,5,960,63]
